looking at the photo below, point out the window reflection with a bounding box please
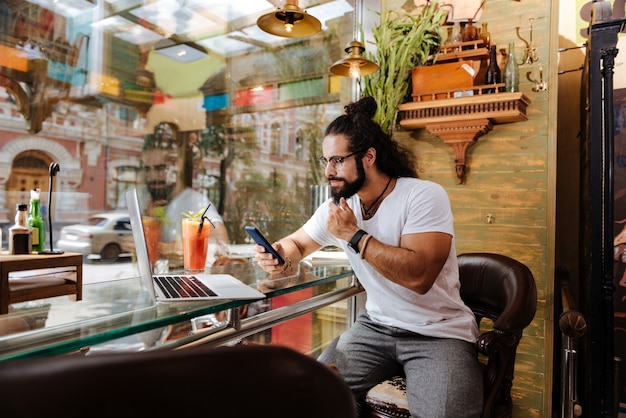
[271,121,281,157]
[0,0,354,251]
[113,165,138,209]
[295,130,304,161]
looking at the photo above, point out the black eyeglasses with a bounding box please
[318,150,362,169]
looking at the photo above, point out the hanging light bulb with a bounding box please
[330,40,379,78]
[257,1,321,38]
[283,12,295,33]
[348,62,361,78]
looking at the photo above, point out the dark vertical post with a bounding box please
[582,6,626,416]
[601,44,618,418]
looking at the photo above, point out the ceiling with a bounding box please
[30,0,354,57]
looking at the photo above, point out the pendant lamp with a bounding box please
[330,40,379,78]
[257,1,321,38]
[329,0,378,78]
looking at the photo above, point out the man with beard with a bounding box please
[252,96,482,417]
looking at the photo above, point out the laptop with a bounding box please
[125,188,266,303]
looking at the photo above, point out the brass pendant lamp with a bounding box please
[257,1,321,38]
[330,40,379,78]
[329,0,378,78]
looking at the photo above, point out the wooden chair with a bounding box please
[363,253,537,418]
[0,344,357,418]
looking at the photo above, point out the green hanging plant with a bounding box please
[362,2,448,135]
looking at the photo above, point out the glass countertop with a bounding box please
[0,258,354,361]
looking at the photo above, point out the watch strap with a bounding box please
[348,229,367,254]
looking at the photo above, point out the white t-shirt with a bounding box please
[303,177,478,343]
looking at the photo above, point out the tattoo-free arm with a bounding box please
[360,231,451,294]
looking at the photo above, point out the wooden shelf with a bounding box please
[399,91,531,129]
[398,92,531,184]
[433,39,489,62]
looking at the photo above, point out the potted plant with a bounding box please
[362,1,448,135]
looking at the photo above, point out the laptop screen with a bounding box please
[125,188,157,302]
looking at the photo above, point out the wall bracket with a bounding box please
[398,91,531,183]
[426,119,492,183]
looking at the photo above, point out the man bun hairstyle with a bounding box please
[345,96,377,120]
[325,96,418,178]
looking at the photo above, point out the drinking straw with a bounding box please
[198,204,216,233]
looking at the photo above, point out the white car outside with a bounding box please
[56,212,133,262]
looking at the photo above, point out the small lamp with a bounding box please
[330,40,379,78]
[257,1,321,38]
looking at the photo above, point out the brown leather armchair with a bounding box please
[363,253,538,418]
[0,344,357,418]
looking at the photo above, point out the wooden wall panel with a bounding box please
[381,0,557,413]
[389,0,556,413]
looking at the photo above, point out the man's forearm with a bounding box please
[360,236,446,295]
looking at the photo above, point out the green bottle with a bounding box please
[504,42,520,92]
[27,188,45,253]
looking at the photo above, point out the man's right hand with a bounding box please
[327,197,359,242]
[253,241,287,274]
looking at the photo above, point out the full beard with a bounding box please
[330,161,366,204]
[147,181,173,205]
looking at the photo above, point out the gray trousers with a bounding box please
[318,310,483,418]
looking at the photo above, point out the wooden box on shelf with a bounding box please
[434,39,489,63]
[0,252,83,314]
[412,61,479,101]
[413,39,490,102]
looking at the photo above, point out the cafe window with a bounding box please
[0,0,364,361]
[295,130,304,161]
[279,78,325,101]
[0,0,356,248]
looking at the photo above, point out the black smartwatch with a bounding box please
[347,229,368,254]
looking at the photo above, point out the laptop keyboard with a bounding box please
[154,275,218,298]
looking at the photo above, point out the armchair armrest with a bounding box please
[477,329,524,418]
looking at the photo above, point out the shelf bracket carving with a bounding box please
[426,119,492,184]
[398,91,530,184]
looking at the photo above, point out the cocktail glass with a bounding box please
[182,217,211,273]
[142,217,161,267]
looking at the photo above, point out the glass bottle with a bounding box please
[479,22,491,47]
[504,42,520,92]
[10,204,32,255]
[444,25,454,45]
[452,21,463,51]
[485,45,501,93]
[452,22,462,43]
[462,18,478,42]
[27,188,45,253]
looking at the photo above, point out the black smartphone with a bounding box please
[245,226,285,265]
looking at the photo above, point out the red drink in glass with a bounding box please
[182,218,211,273]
